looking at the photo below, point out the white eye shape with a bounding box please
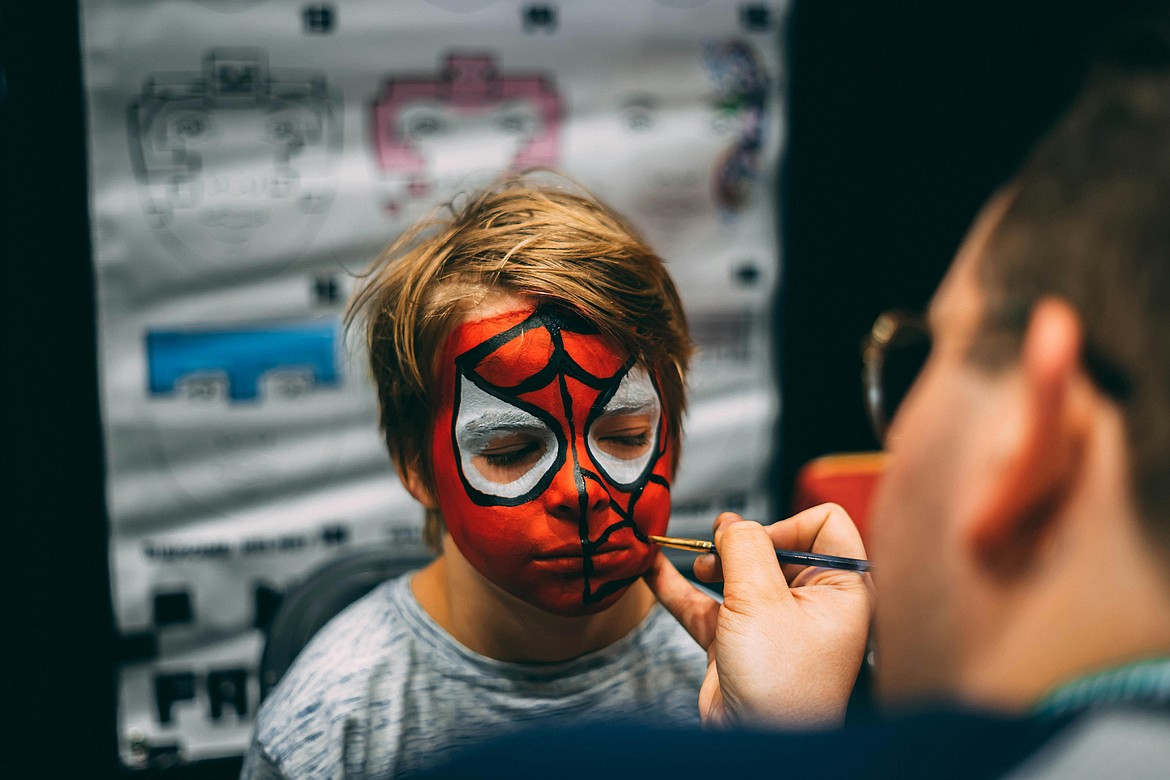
[455,374,560,501]
[586,367,661,489]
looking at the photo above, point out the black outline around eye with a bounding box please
[452,368,566,507]
[583,362,662,492]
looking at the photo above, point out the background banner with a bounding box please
[79,0,786,766]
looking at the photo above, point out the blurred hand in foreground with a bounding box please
[645,503,874,729]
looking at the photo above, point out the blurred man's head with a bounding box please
[870,67,1170,709]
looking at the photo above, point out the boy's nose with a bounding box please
[542,445,611,530]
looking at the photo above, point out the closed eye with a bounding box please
[599,430,650,450]
[482,439,543,467]
[591,415,654,460]
[473,433,547,484]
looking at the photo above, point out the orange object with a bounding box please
[791,452,886,541]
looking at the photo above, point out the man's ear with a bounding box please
[966,297,1090,571]
[399,460,438,509]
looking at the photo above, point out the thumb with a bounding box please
[714,517,790,608]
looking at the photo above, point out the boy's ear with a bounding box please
[399,461,438,509]
[965,297,1089,571]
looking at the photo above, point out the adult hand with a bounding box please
[645,503,874,729]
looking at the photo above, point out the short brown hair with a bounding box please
[346,173,693,551]
[973,68,1170,556]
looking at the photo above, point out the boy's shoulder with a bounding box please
[253,573,417,733]
[245,578,708,776]
[247,572,433,776]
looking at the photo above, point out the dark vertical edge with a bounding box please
[0,1,118,776]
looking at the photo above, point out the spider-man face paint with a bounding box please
[432,303,673,616]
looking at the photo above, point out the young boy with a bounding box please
[242,176,706,779]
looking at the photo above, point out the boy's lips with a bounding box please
[532,541,647,572]
[534,543,630,560]
[534,526,645,560]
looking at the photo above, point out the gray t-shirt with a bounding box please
[242,572,707,779]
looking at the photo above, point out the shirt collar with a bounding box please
[1034,657,1170,717]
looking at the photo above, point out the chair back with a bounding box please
[259,547,432,700]
[791,452,886,541]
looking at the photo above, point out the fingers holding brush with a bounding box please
[653,507,874,729]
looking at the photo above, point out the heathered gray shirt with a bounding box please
[241,572,707,779]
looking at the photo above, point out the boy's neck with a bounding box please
[411,541,657,663]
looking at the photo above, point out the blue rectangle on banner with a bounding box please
[146,320,340,402]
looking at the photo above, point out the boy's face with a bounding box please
[430,301,674,616]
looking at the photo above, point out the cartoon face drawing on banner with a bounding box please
[128,49,342,267]
[432,304,673,616]
[373,53,561,207]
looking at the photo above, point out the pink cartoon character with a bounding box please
[372,53,561,202]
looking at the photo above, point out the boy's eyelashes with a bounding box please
[474,436,546,484]
[589,412,655,454]
[481,445,543,468]
[480,436,544,462]
[592,428,652,454]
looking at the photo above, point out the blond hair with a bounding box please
[346,174,693,551]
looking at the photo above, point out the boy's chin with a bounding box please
[517,576,640,618]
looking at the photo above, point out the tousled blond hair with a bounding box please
[346,174,693,551]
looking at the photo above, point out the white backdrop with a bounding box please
[80,0,786,765]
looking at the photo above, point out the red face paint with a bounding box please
[431,304,674,616]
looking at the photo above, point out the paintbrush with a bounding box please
[648,534,873,573]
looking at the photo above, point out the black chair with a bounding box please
[259,546,432,701]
